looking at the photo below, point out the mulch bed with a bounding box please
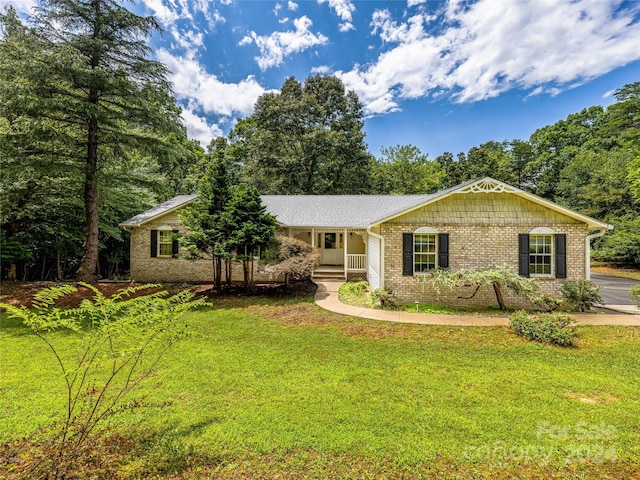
[0,280,317,309]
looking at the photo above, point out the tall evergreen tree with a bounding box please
[180,138,236,291]
[1,0,186,282]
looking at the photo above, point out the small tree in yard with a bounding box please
[180,140,235,291]
[0,283,205,479]
[223,185,276,293]
[260,236,320,288]
[428,265,561,311]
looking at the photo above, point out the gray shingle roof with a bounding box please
[261,194,432,227]
[120,195,196,227]
[120,193,435,228]
[119,177,612,230]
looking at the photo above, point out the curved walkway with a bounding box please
[313,281,640,326]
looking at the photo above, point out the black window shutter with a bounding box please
[402,233,413,276]
[172,230,179,258]
[150,230,158,258]
[556,234,567,278]
[438,233,449,269]
[518,234,530,277]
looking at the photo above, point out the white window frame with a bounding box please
[413,229,438,274]
[529,234,553,276]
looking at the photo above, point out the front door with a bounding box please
[318,232,344,265]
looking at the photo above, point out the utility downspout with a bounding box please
[366,227,385,289]
[585,227,611,280]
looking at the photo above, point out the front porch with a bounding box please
[288,227,368,281]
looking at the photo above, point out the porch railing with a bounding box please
[346,254,367,271]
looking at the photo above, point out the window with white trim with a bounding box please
[529,234,552,275]
[158,230,173,257]
[414,234,437,273]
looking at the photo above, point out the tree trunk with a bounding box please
[214,256,222,291]
[41,252,47,281]
[56,246,62,280]
[225,258,232,286]
[8,263,17,281]
[76,90,100,282]
[493,282,506,311]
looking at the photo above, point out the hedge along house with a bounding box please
[120,177,612,307]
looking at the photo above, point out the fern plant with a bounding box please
[0,283,207,478]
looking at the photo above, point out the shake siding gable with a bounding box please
[381,192,589,307]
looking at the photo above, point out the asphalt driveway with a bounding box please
[591,273,640,305]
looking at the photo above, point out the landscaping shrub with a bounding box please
[428,265,561,311]
[370,288,397,309]
[338,280,370,297]
[509,310,576,347]
[561,280,603,311]
[631,285,640,306]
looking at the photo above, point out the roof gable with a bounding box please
[371,177,612,229]
[119,178,612,230]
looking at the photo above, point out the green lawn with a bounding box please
[2,292,639,478]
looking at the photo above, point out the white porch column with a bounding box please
[344,228,348,276]
[311,228,315,248]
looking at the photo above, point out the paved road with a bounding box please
[591,273,640,305]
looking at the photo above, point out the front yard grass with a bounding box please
[2,291,639,478]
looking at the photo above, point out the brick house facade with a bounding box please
[121,178,611,308]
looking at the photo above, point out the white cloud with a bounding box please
[140,0,224,29]
[288,1,299,11]
[240,16,328,70]
[140,0,179,25]
[407,0,427,6]
[338,0,640,114]
[5,0,37,15]
[170,27,204,50]
[180,108,223,147]
[273,3,282,16]
[311,65,332,74]
[318,0,355,22]
[156,49,269,117]
[338,22,354,32]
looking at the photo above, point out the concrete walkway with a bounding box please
[313,281,640,326]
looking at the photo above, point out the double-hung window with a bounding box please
[529,235,552,275]
[150,227,179,258]
[403,228,449,276]
[158,230,174,257]
[414,234,437,273]
[519,229,566,278]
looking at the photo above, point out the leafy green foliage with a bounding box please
[593,215,640,265]
[0,1,197,282]
[428,265,561,311]
[509,310,576,347]
[560,280,603,312]
[371,144,444,194]
[0,283,205,478]
[338,280,370,298]
[180,139,237,290]
[630,285,640,306]
[238,75,371,194]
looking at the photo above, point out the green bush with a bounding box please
[370,288,397,309]
[338,280,370,297]
[509,311,576,347]
[631,285,640,306]
[561,280,603,311]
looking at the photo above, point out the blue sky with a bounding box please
[9,0,640,158]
